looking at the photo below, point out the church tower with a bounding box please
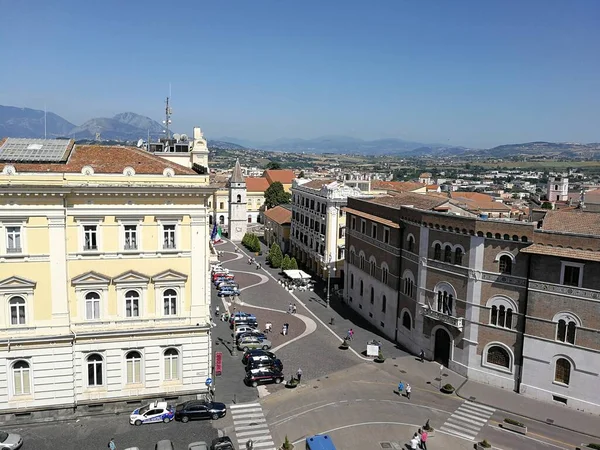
[228,159,247,241]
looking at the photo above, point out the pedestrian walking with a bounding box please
[292,303,297,314]
[282,324,287,336]
[285,322,289,334]
[419,428,428,450]
[288,303,293,314]
[346,329,352,340]
[409,433,419,450]
[215,305,220,317]
[296,368,302,383]
[397,381,404,394]
[349,328,354,340]
[265,322,272,333]
[108,438,117,450]
[419,349,424,362]
[406,383,412,400]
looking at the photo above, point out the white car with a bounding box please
[129,401,174,425]
[188,443,208,450]
[0,431,23,449]
[234,325,258,337]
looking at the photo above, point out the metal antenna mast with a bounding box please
[163,83,173,139]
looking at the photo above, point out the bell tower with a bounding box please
[228,159,247,241]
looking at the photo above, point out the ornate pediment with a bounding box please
[112,270,150,284]
[152,269,188,283]
[0,276,36,290]
[71,271,111,286]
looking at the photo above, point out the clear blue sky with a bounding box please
[2,0,599,148]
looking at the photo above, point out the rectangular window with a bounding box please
[127,359,141,384]
[321,223,326,234]
[6,226,22,253]
[339,227,346,239]
[83,225,98,251]
[562,264,581,287]
[351,217,356,230]
[219,202,224,209]
[338,248,344,259]
[371,224,377,239]
[86,296,100,320]
[163,224,176,249]
[361,220,366,234]
[10,300,26,325]
[124,225,137,250]
[383,228,390,244]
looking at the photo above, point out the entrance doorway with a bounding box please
[434,328,451,366]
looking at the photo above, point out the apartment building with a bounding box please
[344,193,600,413]
[0,137,215,418]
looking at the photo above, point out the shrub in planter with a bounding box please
[478,439,491,448]
[285,377,299,389]
[281,435,294,450]
[503,418,524,427]
[374,350,385,363]
[441,383,455,393]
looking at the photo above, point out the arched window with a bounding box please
[85,292,100,320]
[407,235,415,252]
[382,295,387,313]
[360,254,366,270]
[12,360,31,395]
[437,290,453,315]
[490,305,514,329]
[237,194,241,203]
[444,245,452,263]
[556,318,577,345]
[370,287,374,304]
[87,353,104,386]
[369,258,376,277]
[382,266,389,284]
[164,348,180,381]
[433,243,441,260]
[359,281,363,296]
[9,296,26,325]
[402,311,411,329]
[248,215,252,223]
[125,290,139,318]
[486,346,510,369]
[402,271,415,298]
[126,351,142,384]
[350,273,354,289]
[163,289,177,316]
[499,255,512,274]
[555,358,571,385]
[454,248,463,265]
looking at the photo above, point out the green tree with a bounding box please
[281,254,291,270]
[268,243,283,268]
[265,161,282,170]
[541,201,553,210]
[290,257,298,270]
[298,170,305,178]
[264,181,291,208]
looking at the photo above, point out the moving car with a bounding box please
[130,401,175,425]
[235,330,267,344]
[0,431,23,450]
[210,436,235,450]
[242,349,277,365]
[246,357,283,373]
[237,336,272,351]
[188,443,209,450]
[175,400,227,422]
[244,367,284,387]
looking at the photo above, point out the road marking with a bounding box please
[230,402,276,450]
[439,399,496,441]
[230,403,261,409]
[489,420,581,449]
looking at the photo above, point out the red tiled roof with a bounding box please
[371,180,424,192]
[541,210,600,235]
[0,144,196,175]
[246,177,270,192]
[264,205,292,225]
[264,169,296,184]
[369,192,449,210]
[301,179,336,189]
[521,244,600,262]
[451,192,494,202]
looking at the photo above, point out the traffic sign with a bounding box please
[205,377,213,386]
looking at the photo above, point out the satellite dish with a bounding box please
[136,139,144,148]
[173,133,181,141]
[180,134,188,141]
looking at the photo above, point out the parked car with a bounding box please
[214,277,235,286]
[218,288,241,297]
[236,330,267,344]
[188,442,209,450]
[246,358,283,373]
[216,281,239,289]
[155,440,175,450]
[244,367,284,387]
[234,325,259,337]
[229,312,256,324]
[242,349,277,365]
[130,401,174,425]
[237,336,272,351]
[0,431,23,449]
[210,437,235,450]
[175,400,227,422]
[212,273,234,281]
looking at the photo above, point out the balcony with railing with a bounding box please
[420,304,463,331]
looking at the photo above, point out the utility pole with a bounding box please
[325,253,333,308]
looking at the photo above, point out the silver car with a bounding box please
[237,336,272,351]
[0,431,23,449]
[188,442,209,450]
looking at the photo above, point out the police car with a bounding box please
[129,401,175,425]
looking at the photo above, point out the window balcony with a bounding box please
[420,304,463,331]
[6,247,22,253]
[83,245,98,251]
[163,243,177,250]
[124,243,138,250]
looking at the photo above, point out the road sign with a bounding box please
[205,377,213,386]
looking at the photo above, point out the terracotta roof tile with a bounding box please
[301,179,336,189]
[264,169,296,184]
[264,205,292,225]
[521,244,600,262]
[246,177,270,192]
[371,180,424,192]
[368,192,448,210]
[450,192,494,202]
[541,210,600,235]
[0,144,197,175]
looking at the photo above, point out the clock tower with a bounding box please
[228,159,247,241]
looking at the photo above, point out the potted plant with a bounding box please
[281,435,294,450]
[285,376,299,389]
[339,338,349,350]
[500,417,527,434]
[440,383,455,394]
[476,439,491,449]
[374,350,385,363]
[422,420,434,437]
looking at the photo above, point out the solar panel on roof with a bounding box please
[0,138,72,163]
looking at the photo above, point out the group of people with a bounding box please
[397,381,412,400]
[409,428,428,449]
[287,303,297,314]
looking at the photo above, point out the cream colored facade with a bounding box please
[0,144,214,415]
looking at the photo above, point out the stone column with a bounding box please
[48,214,69,327]
[190,209,209,321]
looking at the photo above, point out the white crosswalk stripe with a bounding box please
[440,400,495,441]
[230,402,276,450]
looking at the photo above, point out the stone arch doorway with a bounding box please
[434,328,451,366]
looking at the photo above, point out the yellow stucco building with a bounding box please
[0,137,214,417]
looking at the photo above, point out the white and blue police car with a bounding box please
[129,401,175,426]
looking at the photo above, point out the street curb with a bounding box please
[455,382,600,440]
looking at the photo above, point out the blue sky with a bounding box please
[1,0,599,147]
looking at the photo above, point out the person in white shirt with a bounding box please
[409,433,419,449]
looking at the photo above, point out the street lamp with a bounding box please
[325,253,335,308]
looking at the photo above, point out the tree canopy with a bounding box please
[264,181,291,208]
[268,243,283,268]
[265,161,282,170]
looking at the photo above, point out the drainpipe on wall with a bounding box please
[63,195,78,410]
[516,252,531,394]
[394,222,405,344]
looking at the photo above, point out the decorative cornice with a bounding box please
[528,281,600,301]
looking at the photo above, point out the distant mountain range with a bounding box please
[1,105,598,158]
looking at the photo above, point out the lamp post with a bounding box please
[325,253,334,308]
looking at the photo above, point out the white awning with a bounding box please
[283,270,312,280]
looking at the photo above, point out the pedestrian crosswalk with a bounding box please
[440,400,495,441]
[230,402,276,450]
